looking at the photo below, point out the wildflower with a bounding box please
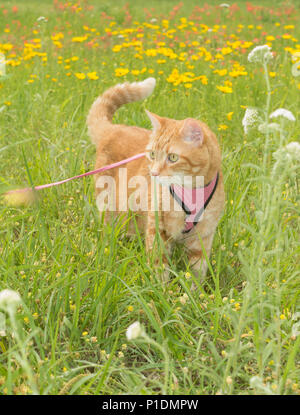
[179,293,188,305]
[37,16,48,23]
[0,289,21,309]
[216,85,232,93]
[75,73,86,80]
[269,108,296,122]
[227,112,234,121]
[127,305,133,312]
[87,72,99,80]
[258,122,281,134]
[126,321,143,340]
[242,108,262,134]
[248,45,273,64]
[285,142,300,161]
[218,124,228,130]
[115,68,129,77]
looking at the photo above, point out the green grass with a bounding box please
[0,0,299,395]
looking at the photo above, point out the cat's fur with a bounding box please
[87,78,225,282]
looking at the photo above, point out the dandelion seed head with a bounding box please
[0,289,21,308]
[126,321,143,340]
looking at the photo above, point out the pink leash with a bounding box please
[5,152,146,194]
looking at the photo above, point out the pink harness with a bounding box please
[170,173,219,233]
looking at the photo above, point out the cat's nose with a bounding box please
[151,171,159,176]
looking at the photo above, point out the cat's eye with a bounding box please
[168,153,179,163]
[149,151,155,160]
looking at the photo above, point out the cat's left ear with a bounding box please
[145,109,162,133]
[181,118,204,146]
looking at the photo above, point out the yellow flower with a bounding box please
[184,83,192,88]
[72,35,88,43]
[127,305,134,312]
[227,112,234,121]
[280,314,286,320]
[269,72,276,78]
[75,72,86,80]
[218,124,228,130]
[115,68,129,77]
[214,69,227,76]
[82,331,88,336]
[216,85,232,93]
[4,101,11,106]
[87,71,99,80]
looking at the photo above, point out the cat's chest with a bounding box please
[162,209,186,240]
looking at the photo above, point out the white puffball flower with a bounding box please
[126,321,143,340]
[286,142,300,161]
[37,16,48,22]
[0,289,21,309]
[242,108,262,134]
[258,122,281,135]
[248,45,273,64]
[273,142,300,164]
[269,108,296,122]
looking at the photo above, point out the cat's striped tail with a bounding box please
[87,77,156,144]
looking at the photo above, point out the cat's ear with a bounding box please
[145,109,162,133]
[181,118,204,146]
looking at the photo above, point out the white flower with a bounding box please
[273,142,300,164]
[37,16,47,22]
[258,122,281,134]
[242,108,262,134]
[286,142,300,161]
[219,3,230,7]
[126,321,143,340]
[0,289,21,308]
[270,108,296,122]
[248,45,273,64]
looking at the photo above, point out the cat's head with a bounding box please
[145,110,218,187]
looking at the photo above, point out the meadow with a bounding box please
[0,0,299,395]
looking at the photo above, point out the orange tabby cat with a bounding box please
[87,78,225,282]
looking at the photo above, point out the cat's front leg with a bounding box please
[145,211,171,283]
[185,232,215,283]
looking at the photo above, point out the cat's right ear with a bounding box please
[145,110,161,133]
